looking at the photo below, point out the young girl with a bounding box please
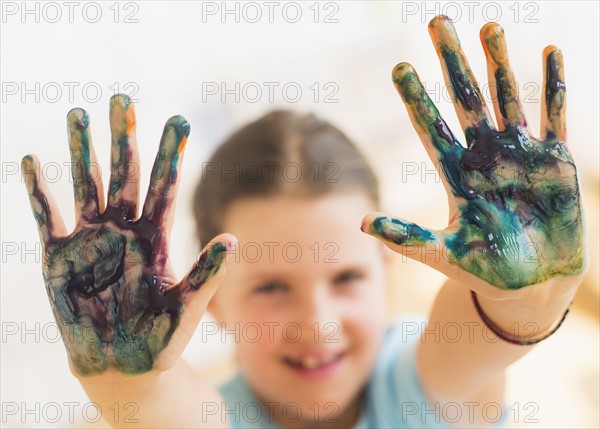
[22,16,586,428]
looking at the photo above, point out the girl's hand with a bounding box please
[362,16,587,299]
[22,95,235,376]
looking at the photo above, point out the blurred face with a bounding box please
[209,192,388,428]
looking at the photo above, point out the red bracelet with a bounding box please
[470,290,573,346]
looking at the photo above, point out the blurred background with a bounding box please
[1,1,598,427]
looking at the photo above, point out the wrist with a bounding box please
[473,290,572,344]
[72,365,163,394]
[474,277,581,343]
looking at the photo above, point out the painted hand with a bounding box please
[363,16,586,294]
[22,95,235,375]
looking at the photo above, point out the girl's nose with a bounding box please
[296,285,342,344]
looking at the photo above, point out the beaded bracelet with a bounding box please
[470,290,573,346]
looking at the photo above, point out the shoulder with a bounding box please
[361,314,509,429]
[368,313,428,383]
[218,371,250,402]
[217,372,277,429]
[362,313,453,428]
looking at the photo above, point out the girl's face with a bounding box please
[209,192,388,428]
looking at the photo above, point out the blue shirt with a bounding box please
[218,315,508,428]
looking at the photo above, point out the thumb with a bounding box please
[152,234,237,371]
[178,233,238,321]
[361,212,444,268]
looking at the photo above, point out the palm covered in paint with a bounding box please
[23,95,230,375]
[366,17,585,293]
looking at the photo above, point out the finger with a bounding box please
[392,63,472,200]
[172,234,236,296]
[541,46,566,142]
[107,94,140,220]
[360,213,510,296]
[480,22,526,130]
[361,213,446,269]
[160,235,236,345]
[22,154,67,245]
[67,108,104,222]
[176,237,234,332]
[429,15,492,133]
[141,116,190,231]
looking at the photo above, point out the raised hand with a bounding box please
[22,95,234,376]
[363,16,586,294]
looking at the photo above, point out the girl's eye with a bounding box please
[333,270,363,285]
[254,282,288,294]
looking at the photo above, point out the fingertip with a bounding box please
[110,94,136,135]
[543,45,561,58]
[364,215,437,247]
[428,14,452,32]
[188,235,236,291]
[67,108,89,129]
[480,22,508,64]
[199,233,239,270]
[21,154,39,186]
[428,14,459,48]
[219,233,239,252]
[21,154,36,169]
[202,233,239,257]
[543,45,565,84]
[480,21,503,41]
[365,215,410,245]
[391,62,424,104]
[110,93,132,109]
[391,62,416,84]
[360,212,388,236]
[360,217,370,234]
[370,215,393,238]
[544,45,564,73]
[165,115,191,139]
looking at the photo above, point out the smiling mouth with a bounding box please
[283,351,347,375]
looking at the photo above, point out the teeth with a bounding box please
[286,353,343,370]
[302,356,321,369]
